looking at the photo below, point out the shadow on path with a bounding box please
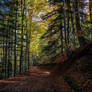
[0,67,73,92]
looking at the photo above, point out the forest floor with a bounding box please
[0,67,74,92]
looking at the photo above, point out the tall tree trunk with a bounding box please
[59,19,63,53]
[63,0,68,48]
[89,0,92,21]
[71,2,76,47]
[7,14,10,78]
[89,0,92,39]
[20,0,24,74]
[66,0,71,46]
[2,16,5,79]
[74,0,86,46]
[14,0,18,77]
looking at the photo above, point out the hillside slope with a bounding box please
[51,42,92,92]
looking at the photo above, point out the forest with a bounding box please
[0,0,92,92]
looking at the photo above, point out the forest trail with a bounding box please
[0,67,73,92]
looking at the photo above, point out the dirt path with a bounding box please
[0,67,73,92]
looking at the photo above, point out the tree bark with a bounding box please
[89,0,92,21]
[74,0,87,46]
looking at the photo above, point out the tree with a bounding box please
[89,0,92,20]
[74,0,87,46]
[41,0,92,61]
